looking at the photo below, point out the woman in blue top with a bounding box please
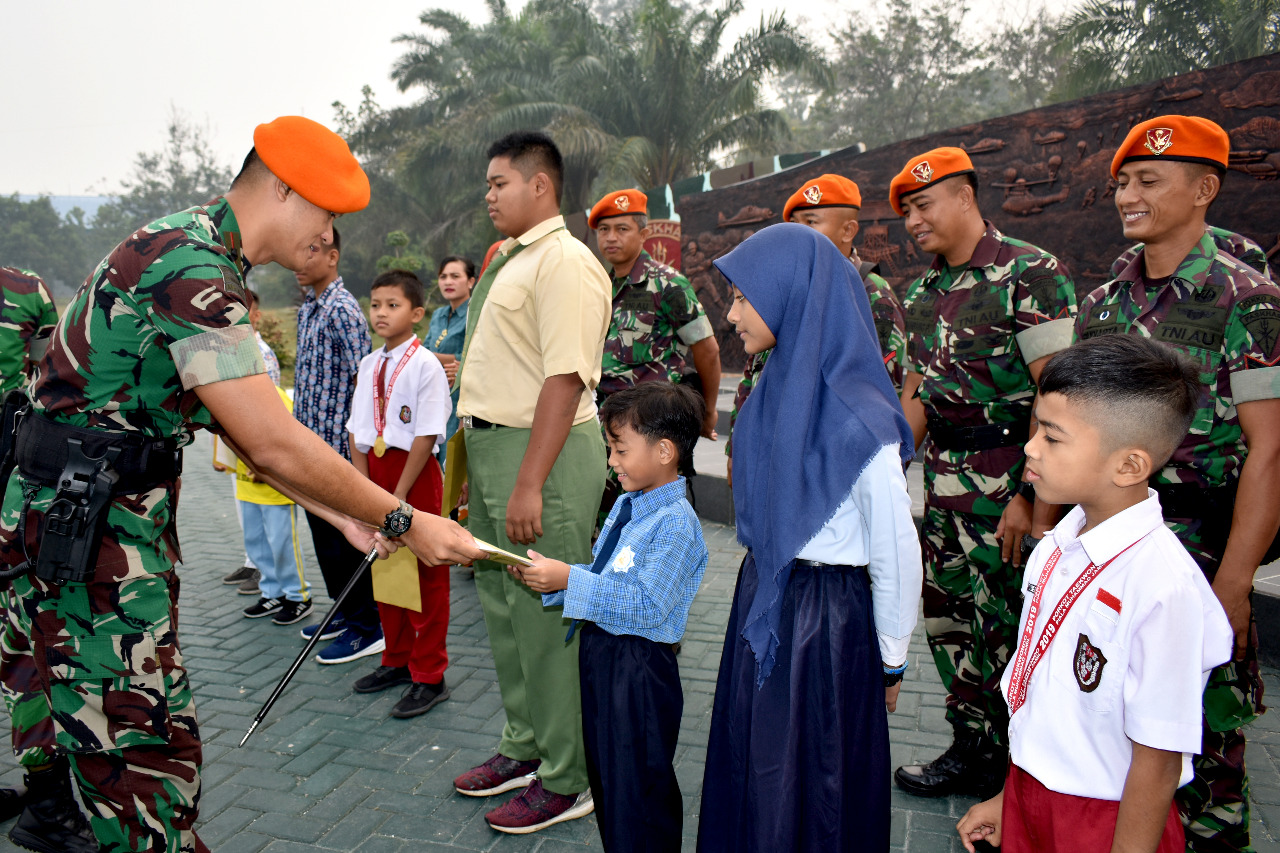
[426,255,475,460]
[697,225,923,852]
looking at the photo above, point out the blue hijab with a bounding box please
[716,223,914,685]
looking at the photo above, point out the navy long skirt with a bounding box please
[696,553,890,852]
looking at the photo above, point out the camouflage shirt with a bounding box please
[0,267,58,393]
[598,251,714,396]
[1110,225,1274,283]
[725,262,907,456]
[1077,231,1280,489]
[1,197,265,582]
[903,221,1077,515]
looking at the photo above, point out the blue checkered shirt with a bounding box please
[543,477,707,643]
[294,277,370,459]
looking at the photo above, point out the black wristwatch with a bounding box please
[1020,533,1042,557]
[381,500,414,537]
[883,663,907,687]
[1017,480,1036,503]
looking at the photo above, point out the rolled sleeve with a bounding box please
[676,315,715,346]
[1231,367,1280,403]
[172,324,265,389]
[1016,317,1075,364]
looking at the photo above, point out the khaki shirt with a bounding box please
[458,215,611,428]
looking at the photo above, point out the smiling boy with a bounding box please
[957,335,1232,853]
[517,382,708,852]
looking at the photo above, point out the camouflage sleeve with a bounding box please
[664,274,714,346]
[865,274,906,389]
[901,276,930,374]
[1013,254,1077,364]
[725,349,769,458]
[1227,284,1280,404]
[137,249,264,389]
[29,277,58,362]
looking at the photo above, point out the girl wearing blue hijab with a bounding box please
[697,224,922,852]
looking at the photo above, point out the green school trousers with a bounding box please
[464,419,606,795]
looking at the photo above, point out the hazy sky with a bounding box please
[2,0,1051,198]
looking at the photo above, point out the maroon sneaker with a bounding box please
[485,779,594,834]
[453,754,541,797]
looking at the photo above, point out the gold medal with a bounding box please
[373,435,387,457]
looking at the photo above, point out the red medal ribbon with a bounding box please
[372,337,421,439]
[1005,537,1144,715]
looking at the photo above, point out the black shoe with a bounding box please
[271,599,313,626]
[0,787,23,823]
[237,570,262,595]
[895,730,993,798]
[391,681,450,718]
[353,665,412,694]
[9,758,98,853]
[222,564,256,584]
[242,597,284,619]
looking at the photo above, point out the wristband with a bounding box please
[883,661,907,687]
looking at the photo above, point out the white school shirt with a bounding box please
[346,337,452,454]
[1001,491,1232,801]
[796,443,923,667]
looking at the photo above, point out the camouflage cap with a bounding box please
[1110,115,1229,179]
[783,174,862,222]
[889,147,975,215]
[589,189,648,229]
[253,116,371,214]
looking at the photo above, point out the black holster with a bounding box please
[1155,481,1280,567]
[33,440,120,584]
[0,389,28,486]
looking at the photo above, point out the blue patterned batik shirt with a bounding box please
[295,276,370,459]
[543,477,708,643]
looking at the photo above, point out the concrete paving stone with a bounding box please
[317,807,392,849]
[377,811,466,843]
[198,806,261,845]
[247,812,329,843]
[350,838,411,853]
[211,831,272,853]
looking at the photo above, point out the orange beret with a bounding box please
[253,116,370,214]
[1110,115,1229,179]
[589,189,648,229]
[783,174,863,222]
[889,147,976,215]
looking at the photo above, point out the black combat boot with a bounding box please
[0,786,23,822]
[894,729,994,798]
[8,758,99,853]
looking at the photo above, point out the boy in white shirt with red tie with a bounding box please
[346,270,455,718]
[958,335,1232,853]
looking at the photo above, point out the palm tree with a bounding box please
[1053,0,1280,100]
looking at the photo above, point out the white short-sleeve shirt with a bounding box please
[1002,491,1232,801]
[347,336,451,454]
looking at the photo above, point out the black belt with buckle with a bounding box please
[792,559,868,571]
[461,416,507,430]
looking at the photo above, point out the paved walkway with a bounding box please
[0,432,1277,852]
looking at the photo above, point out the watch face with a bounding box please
[385,511,411,536]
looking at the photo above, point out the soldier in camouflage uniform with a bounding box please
[886,148,1077,799]
[0,117,483,853]
[1111,224,1274,282]
[1076,116,1280,853]
[0,267,58,393]
[591,189,720,516]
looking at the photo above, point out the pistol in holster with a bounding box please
[35,439,120,585]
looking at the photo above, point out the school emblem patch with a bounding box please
[802,185,823,205]
[1144,127,1174,156]
[615,195,630,211]
[911,161,934,184]
[399,405,412,424]
[1074,633,1107,692]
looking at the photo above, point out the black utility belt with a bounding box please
[460,416,508,430]
[926,415,1029,452]
[1152,480,1280,566]
[15,411,182,493]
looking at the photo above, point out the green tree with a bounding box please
[1054,0,1280,100]
[94,109,233,234]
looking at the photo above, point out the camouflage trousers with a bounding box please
[1170,517,1265,853]
[0,570,206,853]
[921,506,1021,746]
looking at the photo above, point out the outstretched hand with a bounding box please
[512,550,571,594]
[956,792,1004,852]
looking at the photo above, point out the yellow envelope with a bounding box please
[441,431,467,516]
[473,537,534,567]
[371,548,421,612]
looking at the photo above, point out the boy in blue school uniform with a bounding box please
[517,382,708,852]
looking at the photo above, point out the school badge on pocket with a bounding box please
[399,405,412,424]
[1074,633,1107,692]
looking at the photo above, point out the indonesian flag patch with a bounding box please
[1074,633,1107,692]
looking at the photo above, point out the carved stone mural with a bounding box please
[675,53,1280,371]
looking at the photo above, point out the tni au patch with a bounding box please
[1074,633,1107,692]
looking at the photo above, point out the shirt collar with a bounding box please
[927,220,1002,276]
[1051,489,1166,566]
[449,298,470,318]
[1118,231,1217,291]
[304,276,345,305]
[202,197,250,276]
[619,476,687,520]
[380,335,418,360]
[511,215,566,250]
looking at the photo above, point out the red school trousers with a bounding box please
[367,447,450,683]
[1001,763,1184,853]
